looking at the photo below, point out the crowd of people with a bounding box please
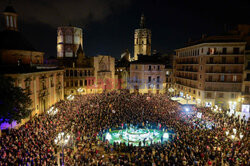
[0,91,249,165]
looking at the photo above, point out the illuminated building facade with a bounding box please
[57,26,83,66]
[133,14,151,61]
[174,37,246,110]
[129,55,166,94]
[0,4,64,129]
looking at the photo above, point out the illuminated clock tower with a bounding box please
[134,13,151,61]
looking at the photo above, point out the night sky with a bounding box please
[1,0,250,59]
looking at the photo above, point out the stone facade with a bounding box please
[134,14,151,61]
[5,69,64,125]
[129,62,166,94]
[174,42,246,110]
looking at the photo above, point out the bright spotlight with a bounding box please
[185,108,189,112]
[106,133,112,141]
[163,133,169,139]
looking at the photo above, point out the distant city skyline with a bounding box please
[0,0,250,59]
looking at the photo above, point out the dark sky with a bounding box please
[1,0,250,59]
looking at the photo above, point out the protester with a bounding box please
[0,91,249,165]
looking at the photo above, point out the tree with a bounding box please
[0,75,32,124]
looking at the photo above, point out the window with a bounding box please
[222,48,227,54]
[218,93,224,98]
[220,75,224,81]
[74,36,80,44]
[80,80,83,86]
[208,76,212,82]
[221,66,225,73]
[66,81,69,87]
[157,76,160,83]
[234,57,239,63]
[65,51,73,57]
[222,57,226,64]
[50,78,54,87]
[149,65,151,71]
[233,47,240,54]
[245,86,249,93]
[200,75,202,79]
[148,76,151,83]
[66,70,69,77]
[135,65,138,70]
[74,70,77,77]
[193,90,196,94]
[206,92,212,98]
[156,84,160,89]
[198,91,200,96]
[70,70,73,77]
[85,80,87,86]
[231,93,235,99]
[10,16,13,27]
[233,75,237,82]
[80,71,82,77]
[65,35,72,44]
[157,65,160,70]
[200,66,202,71]
[71,80,73,86]
[6,15,9,27]
[209,57,213,63]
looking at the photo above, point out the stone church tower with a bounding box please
[134,14,151,61]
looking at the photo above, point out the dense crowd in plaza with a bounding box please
[0,91,249,165]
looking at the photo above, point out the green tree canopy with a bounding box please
[0,75,32,124]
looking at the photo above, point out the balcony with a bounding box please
[177,69,198,73]
[206,62,244,65]
[175,82,198,89]
[205,71,242,74]
[176,76,197,81]
[205,80,242,84]
[206,52,244,56]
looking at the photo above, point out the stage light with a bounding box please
[185,108,189,112]
[163,133,169,139]
[106,133,112,141]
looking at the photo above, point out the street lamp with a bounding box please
[55,132,71,166]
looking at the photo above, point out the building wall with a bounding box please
[174,42,246,110]
[5,69,64,126]
[64,55,116,96]
[134,29,151,60]
[64,67,95,96]
[93,55,115,92]
[129,64,166,94]
[57,26,83,59]
[0,50,44,65]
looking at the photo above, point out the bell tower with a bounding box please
[3,1,18,31]
[134,13,151,61]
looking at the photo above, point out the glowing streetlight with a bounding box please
[225,131,229,136]
[231,135,235,140]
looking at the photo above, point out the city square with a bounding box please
[0,0,249,165]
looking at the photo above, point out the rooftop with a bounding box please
[0,65,62,75]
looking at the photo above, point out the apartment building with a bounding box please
[174,39,246,110]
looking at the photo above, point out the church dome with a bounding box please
[0,30,37,51]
